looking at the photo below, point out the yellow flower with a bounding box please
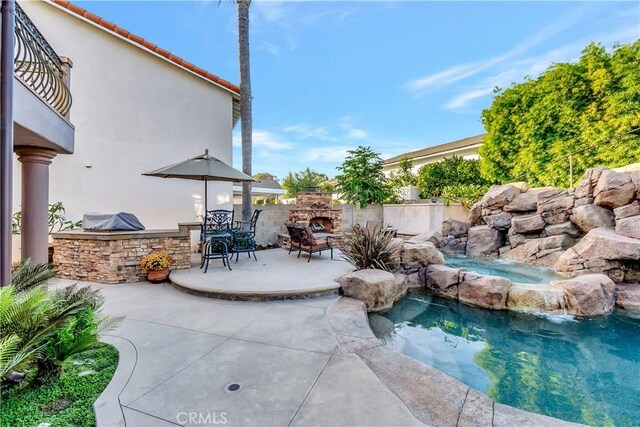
[140,252,171,271]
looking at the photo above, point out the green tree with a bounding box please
[416,156,488,198]
[387,157,418,203]
[252,172,276,180]
[480,40,640,188]
[335,146,390,207]
[281,168,328,197]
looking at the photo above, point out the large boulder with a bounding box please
[545,221,581,237]
[466,226,504,257]
[615,284,640,314]
[407,230,442,246]
[511,214,546,234]
[425,265,461,290]
[615,215,640,240]
[441,218,470,238]
[483,212,513,231]
[537,192,575,224]
[614,201,640,220]
[570,204,615,232]
[458,275,511,310]
[504,187,562,213]
[560,227,640,261]
[336,269,402,312]
[632,171,640,195]
[506,283,566,312]
[481,185,521,210]
[555,228,640,282]
[593,169,635,209]
[501,235,576,267]
[468,202,484,226]
[439,236,467,255]
[400,242,445,269]
[550,274,615,316]
[574,167,606,199]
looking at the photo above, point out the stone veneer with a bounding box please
[52,224,194,284]
[289,192,344,233]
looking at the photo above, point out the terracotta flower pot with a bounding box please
[147,268,169,283]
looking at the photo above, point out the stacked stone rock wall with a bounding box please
[435,166,640,314]
[53,234,191,284]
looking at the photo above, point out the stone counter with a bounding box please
[52,223,196,284]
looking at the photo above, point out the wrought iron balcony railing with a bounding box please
[14,3,72,117]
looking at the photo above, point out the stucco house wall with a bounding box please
[383,135,483,176]
[12,1,237,230]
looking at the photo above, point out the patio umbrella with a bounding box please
[142,149,254,215]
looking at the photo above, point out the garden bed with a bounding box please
[1,343,118,427]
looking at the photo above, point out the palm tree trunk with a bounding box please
[237,0,252,226]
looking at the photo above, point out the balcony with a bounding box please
[13,2,74,154]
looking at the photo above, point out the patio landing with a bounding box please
[170,248,353,300]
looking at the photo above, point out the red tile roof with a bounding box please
[50,0,240,95]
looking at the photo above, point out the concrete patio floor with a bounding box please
[60,278,422,427]
[170,249,353,299]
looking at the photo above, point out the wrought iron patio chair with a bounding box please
[234,209,262,237]
[229,209,261,263]
[200,210,234,269]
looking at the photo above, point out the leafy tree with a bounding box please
[252,172,276,180]
[318,181,336,194]
[387,157,418,203]
[391,157,417,187]
[416,156,488,198]
[281,168,328,197]
[335,146,390,207]
[481,40,640,188]
[440,184,489,209]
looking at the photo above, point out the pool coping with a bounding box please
[327,297,585,427]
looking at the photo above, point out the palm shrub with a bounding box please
[341,224,403,271]
[0,262,121,383]
[44,285,121,372]
[10,259,58,291]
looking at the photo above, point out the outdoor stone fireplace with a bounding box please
[289,192,343,233]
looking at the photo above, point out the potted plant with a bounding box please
[140,252,172,282]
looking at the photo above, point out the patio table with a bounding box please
[202,232,232,273]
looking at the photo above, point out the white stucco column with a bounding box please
[16,147,56,264]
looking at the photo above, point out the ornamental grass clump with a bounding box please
[341,224,403,271]
[140,252,171,271]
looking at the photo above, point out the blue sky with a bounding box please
[78,1,639,180]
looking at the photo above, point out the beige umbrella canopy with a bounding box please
[143,149,254,214]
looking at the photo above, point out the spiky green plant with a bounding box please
[10,259,58,291]
[0,286,54,380]
[1,262,119,382]
[341,224,403,271]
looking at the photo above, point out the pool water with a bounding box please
[370,294,640,426]
[445,255,563,284]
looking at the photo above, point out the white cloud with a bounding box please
[346,128,368,139]
[302,146,352,163]
[233,130,295,150]
[406,5,594,97]
[282,124,335,141]
[445,87,496,110]
[443,23,640,111]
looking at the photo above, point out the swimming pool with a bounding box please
[445,254,563,284]
[370,294,640,426]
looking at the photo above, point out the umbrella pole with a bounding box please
[204,178,208,216]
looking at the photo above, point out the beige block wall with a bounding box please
[233,205,292,245]
[383,203,469,235]
[234,204,385,244]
